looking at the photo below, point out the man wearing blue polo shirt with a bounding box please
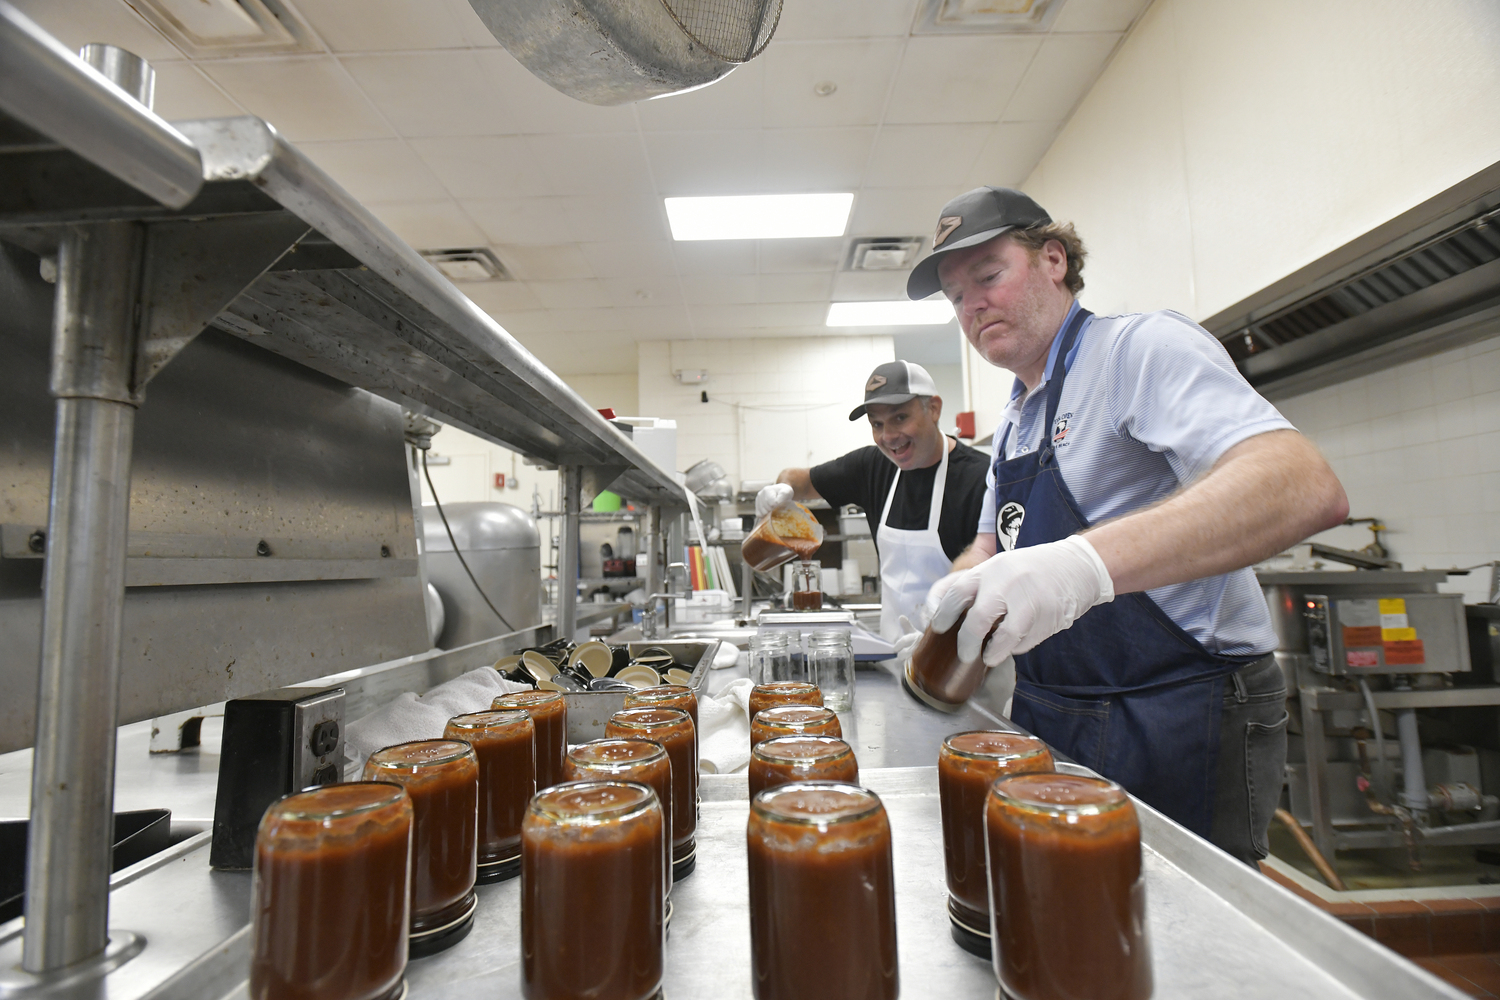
[907,187,1349,863]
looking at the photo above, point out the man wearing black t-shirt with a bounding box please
[758,361,989,639]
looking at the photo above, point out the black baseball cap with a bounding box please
[849,361,938,420]
[905,186,1052,300]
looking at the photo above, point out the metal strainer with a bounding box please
[468,0,783,105]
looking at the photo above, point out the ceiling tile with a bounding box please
[599,276,684,308]
[762,39,903,128]
[773,0,917,39]
[831,270,915,301]
[340,52,516,136]
[672,241,758,275]
[8,0,184,63]
[298,139,449,203]
[561,195,667,243]
[679,274,760,305]
[756,237,845,274]
[1003,33,1122,122]
[201,57,390,141]
[864,124,990,188]
[462,281,544,314]
[1051,0,1152,34]
[849,186,951,234]
[466,197,580,245]
[435,0,503,48]
[645,130,763,196]
[409,136,553,199]
[579,241,678,279]
[691,302,827,330]
[756,272,835,302]
[550,306,689,335]
[367,200,486,248]
[761,127,875,191]
[885,36,1041,125]
[491,244,595,281]
[528,279,618,310]
[151,63,243,120]
[964,121,1060,187]
[474,50,639,134]
[526,134,655,198]
[678,272,829,305]
[489,310,558,335]
[294,0,469,51]
[637,61,766,132]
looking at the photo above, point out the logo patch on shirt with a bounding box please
[997,501,1025,552]
[1052,411,1072,446]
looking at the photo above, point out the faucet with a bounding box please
[642,562,690,639]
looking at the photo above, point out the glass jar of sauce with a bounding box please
[564,739,673,899]
[937,731,1053,956]
[250,782,412,1000]
[747,680,823,721]
[750,704,841,750]
[443,709,535,883]
[748,736,858,798]
[986,773,1152,1000]
[624,683,699,731]
[605,707,698,879]
[493,689,568,790]
[790,559,822,610]
[522,780,666,1000]
[904,610,998,710]
[363,739,479,954]
[747,782,898,1000]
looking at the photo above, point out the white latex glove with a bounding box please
[755,483,795,519]
[920,570,966,631]
[930,535,1115,668]
[891,615,920,665]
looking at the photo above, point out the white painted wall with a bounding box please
[567,373,639,416]
[637,336,896,485]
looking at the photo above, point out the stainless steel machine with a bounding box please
[422,502,543,648]
[1265,569,1500,862]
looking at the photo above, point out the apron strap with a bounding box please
[879,436,951,531]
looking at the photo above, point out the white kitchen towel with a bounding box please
[697,677,754,774]
[343,667,530,777]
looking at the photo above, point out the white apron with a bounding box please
[877,442,952,641]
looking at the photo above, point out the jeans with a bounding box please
[1209,654,1288,865]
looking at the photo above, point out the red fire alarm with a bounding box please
[956,411,976,439]
[494,473,506,489]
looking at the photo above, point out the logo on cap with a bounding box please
[865,374,888,392]
[933,216,963,248]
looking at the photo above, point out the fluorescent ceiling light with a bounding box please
[826,300,956,327]
[665,193,853,241]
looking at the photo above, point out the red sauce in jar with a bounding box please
[750,704,841,750]
[605,708,697,861]
[905,611,994,709]
[250,782,412,1000]
[747,782,898,1000]
[937,731,1053,933]
[443,710,535,866]
[624,684,699,732]
[748,737,858,797]
[522,781,665,1000]
[748,681,823,721]
[493,690,568,790]
[790,590,823,611]
[986,773,1152,1000]
[564,739,673,899]
[363,739,478,933]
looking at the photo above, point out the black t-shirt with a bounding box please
[808,438,989,561]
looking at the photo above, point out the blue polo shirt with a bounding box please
[977,302,1292,657]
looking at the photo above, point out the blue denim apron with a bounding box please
[993,308,1253,836]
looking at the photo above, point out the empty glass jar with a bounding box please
[807,629,854,712]
[749,631,797,685]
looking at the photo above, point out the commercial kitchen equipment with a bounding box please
[422,502,543,649]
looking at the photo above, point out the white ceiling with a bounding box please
[15,0,1151,376]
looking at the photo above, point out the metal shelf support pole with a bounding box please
[557,465,581,641]
[24,218,144,973]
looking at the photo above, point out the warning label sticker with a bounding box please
[1343,626,1383,646]
[1382,627,1418,642]
[1346,650,1380,668]
[1378,598,1408,615]
[1383,639,1426,665]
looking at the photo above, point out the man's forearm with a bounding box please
[776,468,822,502]
[1084,429,1348,595]
[951,533,996,572]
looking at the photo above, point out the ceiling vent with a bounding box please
[846,237,924,272]
[913,0,1067,34]
[124,0,318,56]
[1205,164,1500,398]
[420,248,511,283]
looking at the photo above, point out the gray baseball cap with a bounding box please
[906,186,1052,300]
[849,361,938,420]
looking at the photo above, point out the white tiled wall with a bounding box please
[637,336,896,485]
[1277,336,1500,604]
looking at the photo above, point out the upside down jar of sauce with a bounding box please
[443,709,535,883]
[522,781,666,1000]
[986,772,1152,1000]
[904,611,994,710]
[750,704,842,750]
[493,690,568,791]
[250,782,412,1000]
[363,739,479,954]
[747,681,823,721]
[564,738,674,899]
[747,782,898,1000]
[748,737,858,798]
[605,707,698,878]
[625,684,699,766]
[937,731,1053,956]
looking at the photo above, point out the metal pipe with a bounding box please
[1357,677,1389,797]
[1394,684,1428,811]
[24,220,144,972]
[557,465,581,641]
[1273,808,1347,892]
